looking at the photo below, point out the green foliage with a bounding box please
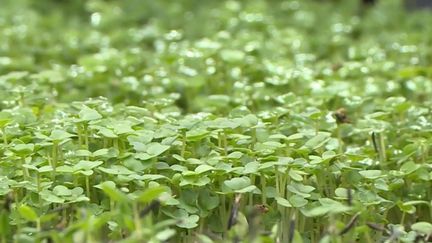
[1,0,432,242]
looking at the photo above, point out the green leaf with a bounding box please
[289,195,308,207]
[92,148,109,157]
[289,170,304,182]
[319,198,346,207]
[243,161,260,174]
[303,206,330,217]
[195,234,214,243]
[227,151,243,159]
[303,133,331,150]
[155,228,176,241]
[49,130,74,141]
[39,190,64,203]
[359,170,382,179]
[220,49,245,63]
[146,143,170,156]
[98,165,135,175]
[334,188,349,199]
[12,144,34,156]
[400,161,420,174]
[374,179,389,191]
[75,149,92,157]
[198,191,220,210]
[235,185,257,193]
[79,106,102,121]
[224,177,251,191]
[411,222,432,235]
[186,129,210,141]
[96,181,129,203]
[286,133,304,141]
[397,201,417,214]
[180,175,211,187]
[111,121,134,134]
[56,165,74,173]
[0,118,11,128]
[304,198,351,217]
[38,165,53,173]
[292,230,304,243]
[124,157,146,172]
[276,197,292,208]
[53,185,72,196]
[137,186,166,203]
[97,127,118,138]
[195,164,214,174]
[135,152,153,161]
[0,71,28,82]
[18,205,38,222]
[287,183,315,198]
[174,211,199,229]
[73,160,103,171]
[207,118,240,129]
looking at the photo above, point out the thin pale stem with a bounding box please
[1,128,7,146]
